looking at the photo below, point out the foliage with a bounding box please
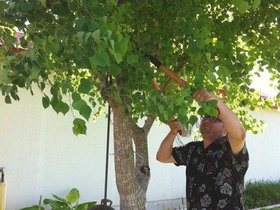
[19,188,96,210]
[1,2,279,208]
[244,180,280,209]
[0,1,279,134]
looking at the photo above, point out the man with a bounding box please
[156,89,249,210]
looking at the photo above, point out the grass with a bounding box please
[244,180,280,209]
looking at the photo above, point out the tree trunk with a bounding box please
[112,106,151,210]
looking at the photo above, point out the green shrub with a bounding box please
[244,180,280,209]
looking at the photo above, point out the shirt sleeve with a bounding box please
[231,143,249,175]
[172,143,192,166]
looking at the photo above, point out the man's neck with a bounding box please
[203,135,225,149]
[203,138,215,149]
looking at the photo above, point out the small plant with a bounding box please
[19,188,96,210]
[244,180,280,209]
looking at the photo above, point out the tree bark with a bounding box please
[112,106,151,210]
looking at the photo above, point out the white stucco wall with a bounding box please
[245,110,280,181]
[0,88,279,210]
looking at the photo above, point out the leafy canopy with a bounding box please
[0,0,279,135]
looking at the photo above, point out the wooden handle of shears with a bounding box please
[151,78,161,91]
[158,65,187,87]
[146,54,187,87]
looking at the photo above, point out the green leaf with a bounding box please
[89,49,110,67]
[66,188,80,204]
[72,99,92,121]
[43,199,68,208]
[60,102,70,115]
[42,95,50,109]
[19,205,45,210]
[76,202,97,210]
[20,2,32,11]
[215,41,224,50]
[52,194,68,204]
[51,97,70,115]
[197,107,206,116]
[205,53,211,63]
[72,100,84,111]
[50,43,60,54]
[240,98,249,106]
[73,118,87,135]
[179,107,187,116]
[78,78,92,94]
[127,53,138,65]
[92,4,107,17]
[75,18,85,31]
[252,0,261,11]
[72,92,81,101]
[5,95,11,104]
[13,76,26,88]
[38,0,46,7]
[232,0,250,14]
[208,107,219,117]
[111,64,121,76]
[10,89,20,101]
[87,19,99,31]
[189,115,198,126]
[206,100,219,117]
[196,39,206,49]
[110,39,115,49]
[38,82,46,90]
[84,32,92,43]
[218,66,229,78]
[91,29,100,41]
[177,115,188,123]
[174,96,184,106]
[80,104,92,121]
[106,0,117,7]
[74,47,83,61]
[112,52,122,64]
[77,31,84,43]
[0,66,8,83]
[116,36,129,57]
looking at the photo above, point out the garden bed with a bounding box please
[244,180,280,210]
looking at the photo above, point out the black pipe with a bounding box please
[104,105,110,201]
[88,74,114,210]
[0,168,4,182]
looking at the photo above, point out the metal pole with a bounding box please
[104,105,111,200]
[0,168,5,210]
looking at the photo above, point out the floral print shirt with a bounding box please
[172,136,249,210]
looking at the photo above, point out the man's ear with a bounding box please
[223,127,228,136]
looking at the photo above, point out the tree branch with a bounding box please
[97,73,118,108]
[143,114,156,135]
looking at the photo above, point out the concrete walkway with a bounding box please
[251,204,280,210]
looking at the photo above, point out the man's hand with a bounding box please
[168,119,182,135]
[156,118,180,163]
[192,89,218,102]
[193,89,246,155]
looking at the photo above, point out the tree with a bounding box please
[0,0,279,209]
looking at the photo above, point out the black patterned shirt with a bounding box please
[172,136,249,210]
